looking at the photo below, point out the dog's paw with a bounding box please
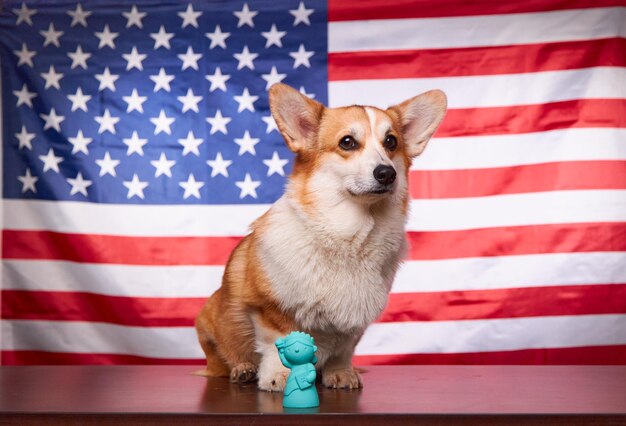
[230,362,257,383]
[322,368,363,389]
[257,371,289,392]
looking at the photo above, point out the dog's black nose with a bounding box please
[373,165,396,185]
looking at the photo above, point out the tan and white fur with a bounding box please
[195,83,447,391]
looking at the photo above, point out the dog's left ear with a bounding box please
[388,90,447,157]
[269,83,324,153]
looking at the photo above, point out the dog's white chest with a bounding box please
[258,198,406,333]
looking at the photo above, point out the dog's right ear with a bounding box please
[269,83,324,153]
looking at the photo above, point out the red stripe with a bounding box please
[2,230,241,265]
[4,223,625,264]
[437,99,626,137]
[0,351,204,366]
[4,284,624,327]
[4,346,625,365]
[381,284,626,322]
[407,222,626,260]
[329,38,626,80]
[0,290,206,327]
[329,0,625,21]
[352,345,626,365]
[409,161,626,199]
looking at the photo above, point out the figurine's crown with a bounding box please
[283,331,315,347]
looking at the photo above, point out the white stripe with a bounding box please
[407,189,626,231]
[4,251,624,298]
[329,7,626,52]
[1,320,204,359]
[6,190,626,235]
[3,314,624,359]
[413,128,626,171]
[2,260,223,298]
[393,252,626,293]
[356,314,626,355]
[329,67,626,109]
[3,199,268,237]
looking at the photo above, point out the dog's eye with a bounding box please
[339,135,359,151]
[384,134,398,151]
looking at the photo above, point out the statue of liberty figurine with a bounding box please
[275,331,320,408]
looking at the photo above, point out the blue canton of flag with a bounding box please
[1,0,328,204]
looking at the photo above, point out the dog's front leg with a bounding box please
[251,314,291,392]
[256,339,290,392]
[321,333,363,389]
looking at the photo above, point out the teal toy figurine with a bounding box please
[275,331,320,409]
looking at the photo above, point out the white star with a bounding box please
[205,67,230,92]
[299,86,315,99]
[123,174,149,199]
[40,23,63,47]
[123,5,146,28]
[95,25,118,49]
[95,67,119,92]
[234,3,257,28]
[150,110,175,135]
[67,87,91,112]
[123,46,147,71]
[67,172,92,197]
[150,153,176,177]
[150,25,174,49]
[261,24,286,48]
[13,3,37,26]
[261,66,286,90]
[150,68,174,92]
[13,43,36,67]
[234,131,260,155]
[289,2,314,26]
[261,115,278,133]
[263,151,289,176]
[68,130,93,155]
[95,109,120,134]
[233,45,258,70]
[13,83,37,107]
[95,152,120,177]
[233,88,258,113]
[67,3,91,27]
[179,174,205,199]
[96,151,121,175]
[122,89,147,113]
[177,88,202,113]
[178,130,204,156]
[178,46,202,70]
[67,45,91,69]
[39,148,63,173]
[40,108,65,132]
[290,44,314,68]
[207,152,232,178]
[40,65,64,90]
[178,3,201,28]
[235,173,261,199]
[15,125,36,150]
[206,110,231,135]
[123,131,148,156]
[205,25,230,49]
[18,169,38,193]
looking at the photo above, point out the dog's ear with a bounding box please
[388,90,447,157]
[269,83,324,153]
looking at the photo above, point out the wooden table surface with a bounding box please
[1,365,625,425]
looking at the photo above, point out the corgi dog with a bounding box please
[195,83,447,391]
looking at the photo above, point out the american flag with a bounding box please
[1,0,625,365]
